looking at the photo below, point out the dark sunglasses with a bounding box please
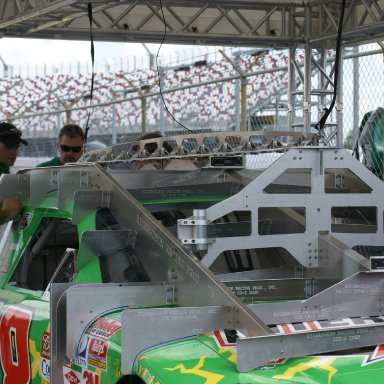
[60,144,83,153]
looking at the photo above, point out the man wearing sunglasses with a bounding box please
[0,122,28,224]
[37,124,84,167]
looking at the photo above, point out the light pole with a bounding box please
[0,56,10,78]
[219,50,248,131]
[142,43,155,69]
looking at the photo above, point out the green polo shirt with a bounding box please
[0,164,10,176]
[36,157,62,168]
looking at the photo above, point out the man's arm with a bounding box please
[0,198,23,225]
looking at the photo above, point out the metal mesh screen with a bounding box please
[343,45,384,178]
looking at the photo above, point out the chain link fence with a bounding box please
[0,44,383,173]
[343,45,384,178]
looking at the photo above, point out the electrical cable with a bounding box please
[84,2,95,145]
[156,0,196,134]
[314,0,346,133]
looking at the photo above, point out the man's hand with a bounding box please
[0,197,23,224]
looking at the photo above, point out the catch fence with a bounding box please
[0,44,383,170]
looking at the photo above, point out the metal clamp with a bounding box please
[178,209,215,251]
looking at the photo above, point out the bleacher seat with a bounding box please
[0,49,293,157]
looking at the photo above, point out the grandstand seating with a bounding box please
[0,49,296,157]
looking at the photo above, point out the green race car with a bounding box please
[0,139,383,384]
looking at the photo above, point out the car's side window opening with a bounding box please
[10,218,79,291]
[46,248,77,288]
[96,208,150,283]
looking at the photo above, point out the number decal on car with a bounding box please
[0,305,32,384]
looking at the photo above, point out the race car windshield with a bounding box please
[9,218,79,291]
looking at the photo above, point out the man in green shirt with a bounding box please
[0,122,28,225]
[37,124,85,167]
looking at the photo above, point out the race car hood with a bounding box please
[134,330,384,384]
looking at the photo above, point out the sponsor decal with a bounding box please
[63,366,100,384]
[213,330,236,348]
[362,344,384,366]
[41,331,50,359]
[41,331,51,382]
[87,358,106,371]
[87,318,121,340]
[20,212,33,232]
[74,335,89,368]
[212,330,238,364]
[41,358,50,380]
[64,369,80,384]
[87,338,108,370]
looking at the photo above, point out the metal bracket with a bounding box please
[248,271,384,326]
[76,230,137,270]
[61,283,176,360]
[178,209,215,251]
[237,322,384,372]
[72,190,111,224]
[304,278,317,298]
[0,174,30,205]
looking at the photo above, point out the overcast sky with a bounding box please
[0,37,148,68]
[0,37,217,70]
